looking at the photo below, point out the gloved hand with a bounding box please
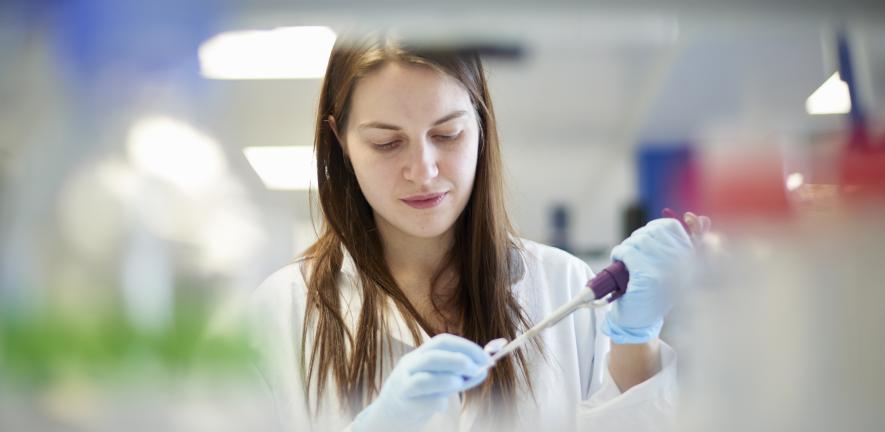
[603,218,695,344]
[352,333,492,432]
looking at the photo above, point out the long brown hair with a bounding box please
[301,30,535,417]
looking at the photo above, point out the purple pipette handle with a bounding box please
[587,260,630,302]
[586,208,689,302]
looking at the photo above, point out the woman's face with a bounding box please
[341,62,480,240]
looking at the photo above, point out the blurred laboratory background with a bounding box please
[1,0,884,431]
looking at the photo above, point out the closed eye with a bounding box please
[434,131,462,142]
[373,140,401,151]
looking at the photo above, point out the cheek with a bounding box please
[451,151,477,187]
[349,153,398,199]
[449,136,480,187]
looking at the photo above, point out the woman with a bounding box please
[248,31,698,431]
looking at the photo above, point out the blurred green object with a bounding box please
[0,300,254,388]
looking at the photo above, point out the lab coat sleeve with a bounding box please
[246,265,313,431]
[247,264,362,432]
[574,262,679,431]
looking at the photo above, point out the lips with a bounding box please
[401,192,448,209]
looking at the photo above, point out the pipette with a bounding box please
[483,260,628,362]
[483,209,692,363]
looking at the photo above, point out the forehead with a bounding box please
[347,61,474,128]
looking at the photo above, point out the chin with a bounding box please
[402,224,453,239]
[396,216,457,239]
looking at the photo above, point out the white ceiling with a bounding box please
[206,4,884,156]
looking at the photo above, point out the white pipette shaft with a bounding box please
[489,288,598,363]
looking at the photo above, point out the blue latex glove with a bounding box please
[603,218,694,344]
[352,333,492,432]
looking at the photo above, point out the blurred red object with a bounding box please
[699,150,793,222]
[839,131,885,201]
[699,124,885,223]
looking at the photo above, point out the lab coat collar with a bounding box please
[337,242,528,351]
[339,247,431,349]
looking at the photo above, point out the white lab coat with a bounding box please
[247,239,677,431]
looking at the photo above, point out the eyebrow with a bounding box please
[357,110,468,131]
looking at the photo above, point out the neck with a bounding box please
[375,215,463,335]
[378,222,452,282]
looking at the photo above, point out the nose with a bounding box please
[403,139,439,184]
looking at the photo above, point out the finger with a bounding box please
[699,215,712,232]
[615,229,688,263]
[647,219,692,249]
[683,212,700,235]
[622,223,658,249]
[460,368,489,390]
[406,350,486,376]
[621,223,691,255]
[682,213,705,247]
[638,242,689,275]
[409,394,451,414]
[662,208,691,232]
[402,371,465,398]
[642,234,689,259]
[625,222,652,242]
[610,242,641,263]
[616,232,690,279]
[406,369,489,400]
[419,334,492,368]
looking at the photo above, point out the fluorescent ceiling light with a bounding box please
[127,116,226,192]
[806,72,851,115]
[244,146,317,190]
[199,26,336,80]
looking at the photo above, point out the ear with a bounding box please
[327,115,348,155]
